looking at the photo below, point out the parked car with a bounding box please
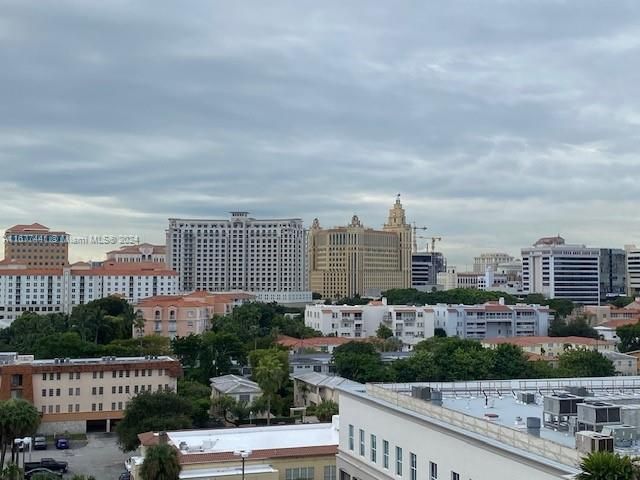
[55,438,69,450]
[119,472,131,480]
[25,468,63,480]
[24,458,68,474]
[33,436,47,450]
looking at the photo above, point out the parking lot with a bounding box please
[25,434,130,480]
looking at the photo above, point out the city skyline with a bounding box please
[2,1,640,266]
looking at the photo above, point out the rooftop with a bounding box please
[277,335,364,349]
[137,291,254,308]
[481,336,615,347]
[292,372,361,389]
[0,353,178,367]
[210,374,262,395]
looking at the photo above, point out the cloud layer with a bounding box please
[1,0,639,266]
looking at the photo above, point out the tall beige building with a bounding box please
[308,196,412,298]
[3,223,69,268]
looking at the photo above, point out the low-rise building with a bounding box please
[600,351,638,376]
[0,353,181,434]
[481,336,616,357]
[135,291,255,339]
[106,244,167,263]
[210,374,262,405]
[277,335,363,354]
[594,318,640,343]
[292,372,359,408]
[135,420,339,480]
[584,300,640,326]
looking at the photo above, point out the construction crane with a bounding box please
[430,236,442,253]
[412,223,428,253]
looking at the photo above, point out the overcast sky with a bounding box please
[1,1,639,267]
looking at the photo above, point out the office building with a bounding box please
[436,266,517,293]
[599,248,626,299]
[0,353,181,434]
[106,244,167,264]
[411,251,446,291]
[522,236,600,305]
[337,376,640,480]
[166,213,308,303]
[473,252,515,274]
[135,421,339,480]
[308,196,412,299]
[0,261,177,326]
[2,223,69,268]
[626,245,640,297]
[136,291,254,339]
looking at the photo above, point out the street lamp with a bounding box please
[233,449,252,480]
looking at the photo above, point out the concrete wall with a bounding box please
[37,420,86,436]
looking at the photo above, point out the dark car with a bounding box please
[24,458,68,474]
[55,438,69,450]
[33,436,47,450]
[25,468,63,480]
[119,472,131,480]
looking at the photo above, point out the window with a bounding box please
[370,434,377,463]
[451,473,459,480]
[42,389,46,397]
[119,386,123,394]
[395,446,402,476]
[323,465,336,480]
[75,404,80,412]
[91,404,96,412]
[68,404,73,413]
[93,372,97,379]
[383,440,389,469]
[410,453,417,480]
[75,388,80,396]
[285,467,314,480]
[68,388,73,396]
[99,387,103,395]
[359,429,365,456]
[56,388,60,396]
[112,386,116,394]
[430,462,438,480]
[348,425,354,451]
[125,386,130,394]
[92,387,97,395]
[42,373,46,381]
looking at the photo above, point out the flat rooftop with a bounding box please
[166,420,339,454]
[0,354,177,367]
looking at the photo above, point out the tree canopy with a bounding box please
[557,349,615,378]
[577,451,635,480]
[616,323,640,353]
[140,444,181,480]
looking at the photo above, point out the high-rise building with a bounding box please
[625,245,640,297]
[2,223,69,268]
[106,243,167,264]
[522,236,600,306]
[599,248,626,300]
[166,213,307,301]
[411,251,446,290]
[472,252,515,274]
[307,197,412,299]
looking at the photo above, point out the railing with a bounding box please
[366,384,582,468]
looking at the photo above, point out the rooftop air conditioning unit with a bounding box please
[518,392,535,404]
[576,431,614,455]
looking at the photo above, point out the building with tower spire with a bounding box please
[307,196,412,299]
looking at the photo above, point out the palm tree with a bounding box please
[0,400,40,468]
[577,451,635,480]
[140,444,181,480]
[254,352,286,426]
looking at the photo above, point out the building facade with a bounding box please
[0,353,181,434]
[166,213,307,299]
[410,251,446,291]
[522,236,600,305]
[599,248,627,300]
[481,336,616,357]
[3,223,69,268]
[135,291,254,339]
[210,374,262,404]
[106,244,167,263]
[0,262,178,326]
[308,197,412,299]
[626,245,640,297]
[473,252,515,274]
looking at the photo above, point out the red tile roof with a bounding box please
[277,335,365,349]
[5,223,50,232]
[137,291,254,308]
[601,318,640,329]
[0,261,177,277]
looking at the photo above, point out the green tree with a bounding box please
[332,342,391,383]
[548,316,598,338]
[576,451,635,480]
[376,324,393,340]
[254,351,287,425]
[609,296,635,309]
[33,332,100,359]
[198,332,246,383]
[116,391,193,452]
[171,335,202,371]
[177,379,211,427]
[434,328,447,338]
[140,443,181,480]
[558,349,615,378]
[0,400,40,468]
[616,323,640,353]
[491,344,532,379]
[382,288,518,307]
[314,400,338,422]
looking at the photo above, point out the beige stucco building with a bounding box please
[308,196,412,299]
[2,223,69,268]
[482,336,616,357]
[0,353,181,434]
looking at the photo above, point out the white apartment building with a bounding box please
[166,213,309,302]
[436,266,511,292]
[0,262,177,326]
[305,300,551,347]
[337,382,580,480]
[522,236,600,305]
[473,252,515,273]
[626,245,640,297]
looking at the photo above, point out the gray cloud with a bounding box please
[1,0,640,264]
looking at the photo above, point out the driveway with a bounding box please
[25,433,130,480]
